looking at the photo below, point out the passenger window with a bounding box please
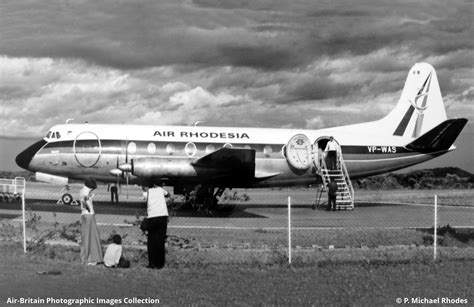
[185,143,197,157]
[127,142,137,154]
[206,144,215,154]
[56,132,61,139]
[166,144,175,155]
[147,143,156,154]
[264,145,272,157]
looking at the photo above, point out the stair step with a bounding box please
[317,156,354,210]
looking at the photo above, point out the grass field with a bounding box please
[1,187,473,305]
[243,187,474,207]
[353,189,473,207]
[1,242,473,306]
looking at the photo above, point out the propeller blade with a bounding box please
[126,173,129,199]
[125,137,129,163]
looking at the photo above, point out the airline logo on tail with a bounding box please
[411,72,432,138]
[393,72,432,138]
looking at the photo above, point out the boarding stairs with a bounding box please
[314,150,354,210]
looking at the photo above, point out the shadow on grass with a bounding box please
[419,225,474,245]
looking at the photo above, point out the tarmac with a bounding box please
[1,183,473,230]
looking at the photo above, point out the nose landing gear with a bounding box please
[56,185,79,206]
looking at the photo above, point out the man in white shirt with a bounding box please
[324,136,339,170]
[145,183,170,269]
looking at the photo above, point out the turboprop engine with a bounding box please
[35,172,69,185]
[131,158,198,178]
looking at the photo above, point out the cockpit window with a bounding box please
[46,131,61,139]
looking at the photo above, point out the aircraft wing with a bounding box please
[192,147,256,179]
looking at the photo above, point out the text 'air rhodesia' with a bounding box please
[153,131,250,139]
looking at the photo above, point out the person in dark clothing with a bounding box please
[109,184,119,203]
[327,178,338,211]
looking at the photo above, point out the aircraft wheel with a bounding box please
[62,193,73,205]
[203,196,217,208]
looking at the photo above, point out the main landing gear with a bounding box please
[187,185,226,210]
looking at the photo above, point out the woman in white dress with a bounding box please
[79,178,103,265]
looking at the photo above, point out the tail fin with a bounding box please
[379,63,447,139]
[406,118,467,153]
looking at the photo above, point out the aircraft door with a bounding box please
[285,134,312,170]
[316,136,340,170]
[73,132,102,168]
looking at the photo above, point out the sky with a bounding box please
[1,0,473,172]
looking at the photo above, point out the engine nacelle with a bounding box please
[35,172,69,185]
[132,158,197,178]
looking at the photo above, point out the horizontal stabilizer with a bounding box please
[406,118,468,153]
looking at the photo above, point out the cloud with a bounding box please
[0,0,472,138]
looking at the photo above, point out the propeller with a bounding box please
[109,156,122,194]
[118,138,131,199]
[109,139,132,199]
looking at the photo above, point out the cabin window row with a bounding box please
[125,142,277,158]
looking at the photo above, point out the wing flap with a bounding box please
[192,147,256,178]
[255,171,281,179]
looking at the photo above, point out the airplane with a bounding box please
[15,63,467,208]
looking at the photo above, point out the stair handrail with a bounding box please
[319,152,330,189]
[337,152,354,205]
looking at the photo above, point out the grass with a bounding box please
[353,189,474,206]
[1,242,473,306]
[7,219,474,251]
[1,187,472,305]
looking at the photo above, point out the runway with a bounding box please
[1,182,473,230]
[1,197,473,230]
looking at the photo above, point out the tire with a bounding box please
[62,193,73,205]
[203,196,217,208]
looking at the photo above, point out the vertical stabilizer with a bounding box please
[379,63,447,139]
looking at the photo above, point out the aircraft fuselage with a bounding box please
[16,123,448,189]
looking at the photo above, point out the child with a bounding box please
[104,234,130,268]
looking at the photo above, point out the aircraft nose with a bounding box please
[15,139,47,170]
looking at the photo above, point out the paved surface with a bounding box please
[1,195,473,230]
[1,182,473,229]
